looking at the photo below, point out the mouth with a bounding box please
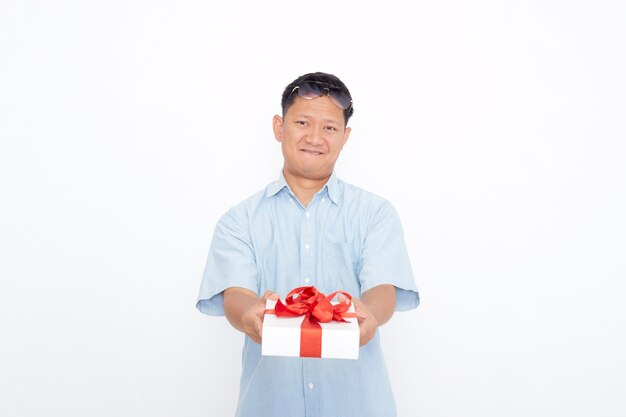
[300,149,324,156]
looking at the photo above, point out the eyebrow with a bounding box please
[293,114,341,124]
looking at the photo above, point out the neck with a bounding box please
[283,169,331,207]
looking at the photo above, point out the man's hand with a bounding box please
[351,285,396,347]
[241,290,278,344]
[224,288,278,344]
[352,297,379,346]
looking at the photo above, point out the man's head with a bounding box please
[281,72,354,127]
[273,72,353,183]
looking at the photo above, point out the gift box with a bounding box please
[262,286,359,360]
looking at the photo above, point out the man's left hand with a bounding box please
[352,297,379,346]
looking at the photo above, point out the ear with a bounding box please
[340,126,351,149]
[272,115,284,142]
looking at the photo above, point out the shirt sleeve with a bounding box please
[359,201,420,311]
[196,207,259,316]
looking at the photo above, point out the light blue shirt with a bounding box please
[197,171,419,417]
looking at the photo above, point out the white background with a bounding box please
[1,1,625,416]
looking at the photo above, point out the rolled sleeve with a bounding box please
[196,208,259,316]
[359,201,420,311]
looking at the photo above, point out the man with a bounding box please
[197,72,419,417]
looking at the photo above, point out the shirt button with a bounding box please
[305,212,310,218]
[308,382,314,390]
[289,198,293,202]
[305,243,310,250]
[304,278,310,284]
[322,198,326,202]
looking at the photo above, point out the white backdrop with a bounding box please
[1,1,625,416]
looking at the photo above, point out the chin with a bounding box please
[303,169,332,181]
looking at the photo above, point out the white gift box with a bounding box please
[261,299,359,360]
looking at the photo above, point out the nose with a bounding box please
[305,126,325,145]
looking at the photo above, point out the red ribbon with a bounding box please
[266,286,356,358]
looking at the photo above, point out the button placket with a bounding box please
[300,207,315,286]
[302,359,318,416]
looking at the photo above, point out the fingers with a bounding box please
[246,290,279,344]
[241,308,263,344]
[252,316,263,340]
[257,291,278,320]
[358,316,377,346]
[352,297,377,346]
[258,290,277,321]
[352,297,368,322]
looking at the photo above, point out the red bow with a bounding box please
[268,286,355,358]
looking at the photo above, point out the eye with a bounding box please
[324,125,338,131]
[295,120,309,126]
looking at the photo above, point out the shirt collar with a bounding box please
[264,170,290,198]
[324,171,341,205]
[264,170,342,205]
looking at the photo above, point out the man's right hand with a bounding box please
[241,290,278,343]
[224,288,278,344]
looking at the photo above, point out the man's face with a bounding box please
[273,96,351,182]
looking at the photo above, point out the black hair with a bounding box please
[281,72,354,126]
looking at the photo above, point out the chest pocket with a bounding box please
[322,240,360,292]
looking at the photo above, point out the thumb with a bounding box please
[250,300,266,319]
[260,290,278,303]
[257,291,278,319]
[356,310,368,323]
[352,297,367,322]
